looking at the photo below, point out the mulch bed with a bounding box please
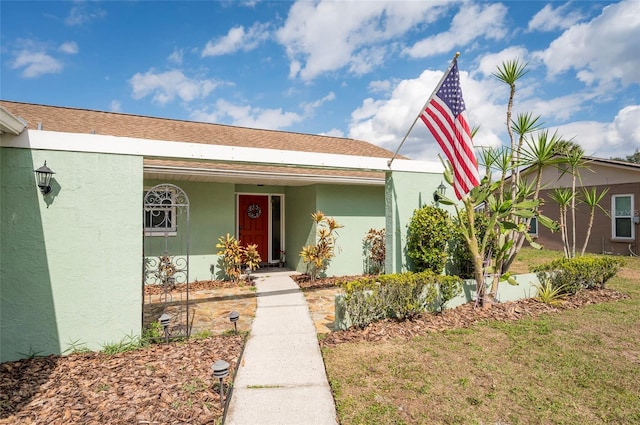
[144,279,252,295]
[293,274,361,290]
[321,288,629,347]
[1,273,630,424]
[0,336,243,425]
[295,274,631,348]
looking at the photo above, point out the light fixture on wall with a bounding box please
[433,181,446,205]
[34,161,55,195]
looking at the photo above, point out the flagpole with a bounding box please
[387,51,460,167]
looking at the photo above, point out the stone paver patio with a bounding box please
[143,271,339,337]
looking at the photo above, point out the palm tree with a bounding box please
[549,188,573,258]
[580,187,609,255]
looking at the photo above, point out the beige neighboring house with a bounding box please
[523,156,640,256]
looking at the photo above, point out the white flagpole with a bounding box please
[387,51,460,167]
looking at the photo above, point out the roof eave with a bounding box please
[0,106,27,135]
[143,164,385,186]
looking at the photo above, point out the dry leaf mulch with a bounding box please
[144,279,253,296]
[321,288,629,348]
[0,335,243,425]
[293,274,362,291]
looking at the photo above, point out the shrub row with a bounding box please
[531,256,623,295]
[340,271,463,329]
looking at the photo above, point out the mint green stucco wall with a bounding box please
[282,184,385,276]
[143,180,236,282]
[385,171,449,274]
[316,184,385,276]
[284,186,317,273]
[1,148,142,362]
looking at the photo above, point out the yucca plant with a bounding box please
[534,278,566,306]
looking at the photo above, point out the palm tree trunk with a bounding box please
[581,207,596,256]
[571,174,576,258]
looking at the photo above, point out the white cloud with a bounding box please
[368,80,393,95]
[551,105,640,159]
[202,22,270,57]
[109,100,122,112]
[58,41,79,54]
[168,48,184,65]
[64,3,106,26]
[276,0,449,81]
[129,69,220,105]
[528,3,585,32]
[404,3,508,59]
[348,70,445,157]
[536,0,640,86]
[475,46,530,77]
[190,99,303,130]
[300,91,335,115]
[345,60,616,161]
[11,50,63,78]
[319,128,345,138]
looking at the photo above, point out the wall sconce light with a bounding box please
[212,359,230,409]
[34,161,55,195]
[433,181,446,205]
[229,311,240,335]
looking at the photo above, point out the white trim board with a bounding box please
[1,129,443,174]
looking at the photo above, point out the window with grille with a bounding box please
[144,188,177,236]
[612,194,634,239]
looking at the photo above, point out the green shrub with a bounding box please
[378,272,439,320]
[532,256,623,295]
[436,275,464,312]
[341,277,385,328]
[341,271,455,328]
[406,206,452,273]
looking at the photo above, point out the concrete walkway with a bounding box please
[225,271,338,425]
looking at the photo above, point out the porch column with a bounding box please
[384,170,443,274]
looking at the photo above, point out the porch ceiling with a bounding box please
[143,159,386,186]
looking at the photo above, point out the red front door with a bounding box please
[238,195,269,262]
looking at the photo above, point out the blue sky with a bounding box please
[1,0,639,162]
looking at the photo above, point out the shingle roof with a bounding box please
[0,100,398,159]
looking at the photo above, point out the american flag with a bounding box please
[420,60,480,199]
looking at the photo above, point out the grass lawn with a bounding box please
[322,249,640,425]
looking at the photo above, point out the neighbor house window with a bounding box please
[144,188,176,236]
[528,217,538,237]
[612,194,634,239]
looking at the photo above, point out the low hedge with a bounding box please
[531,255,623,295]
[340,271,463,329]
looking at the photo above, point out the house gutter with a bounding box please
[143,164,386,186]
[0,106,27,135]
[1,129,443,174]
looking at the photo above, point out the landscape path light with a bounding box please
[159,313,171,344]
[212,359,230,409]
[229,311,240,335]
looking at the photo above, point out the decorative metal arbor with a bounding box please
[142,183,191,341]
